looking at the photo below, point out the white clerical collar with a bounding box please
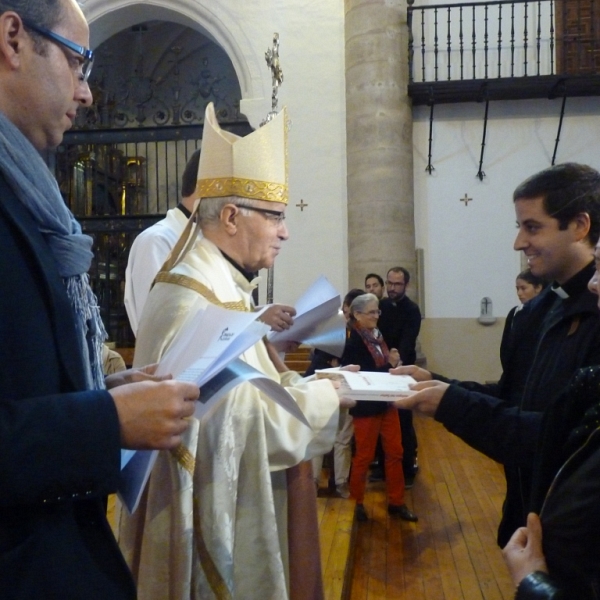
[551,284,569,299]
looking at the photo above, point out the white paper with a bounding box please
[118,303,270,514]
[154,303,270,383]
[267,275,344,356]
[118,303,312,514]
[315,368,417,401]
[177,358,311,427]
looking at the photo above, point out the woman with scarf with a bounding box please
[341,293,418,523]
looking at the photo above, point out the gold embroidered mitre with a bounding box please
[196,102,288,204]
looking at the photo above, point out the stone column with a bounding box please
[345,0,415,293]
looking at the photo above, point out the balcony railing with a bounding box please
[407,0,600,104]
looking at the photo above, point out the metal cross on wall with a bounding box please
[296,199,308,211]
[460,194,472,206]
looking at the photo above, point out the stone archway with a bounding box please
[81,0,270,128]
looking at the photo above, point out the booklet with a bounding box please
[118,302,312,514]
[267,275,346,357]
[315,368,417,401]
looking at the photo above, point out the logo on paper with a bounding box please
[219,327,234,341]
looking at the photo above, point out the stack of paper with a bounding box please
[315,368,416,401]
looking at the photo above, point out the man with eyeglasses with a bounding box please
[118,102,343,600]
[0,1,200,598]
[377,266,422,486]
[124,151,297,339]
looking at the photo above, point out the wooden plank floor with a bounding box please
[109,414,514,599]
[318,494,356,600]
[345,415,514,600]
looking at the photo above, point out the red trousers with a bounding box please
[349,407,405,505]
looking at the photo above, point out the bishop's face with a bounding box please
[234,200,289,271]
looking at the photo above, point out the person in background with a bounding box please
[364,273,384,300]
[342,293,418,523]
[500,269,546,371]
[102,343,127,375]
[309,288,366,499]
[124,149,201,336]
[377,266,422,487]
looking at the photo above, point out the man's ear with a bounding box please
[0,12,26,70]
[572,212,591,242]
[220,204,239,236]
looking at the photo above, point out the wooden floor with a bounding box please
[109,413,514,599]
[319,415,515,600]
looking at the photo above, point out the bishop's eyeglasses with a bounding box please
[235,205,286,225]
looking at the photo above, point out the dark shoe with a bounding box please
[368,467,385,482]
[404,475,415,490]
[388,504,418,522]
[355,503,368,522]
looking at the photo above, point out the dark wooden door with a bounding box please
[556,0,600,74]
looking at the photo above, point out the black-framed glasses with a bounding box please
[22,18,94,82]
[235,204,286,225]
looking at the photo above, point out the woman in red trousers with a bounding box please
[341,293,418,523]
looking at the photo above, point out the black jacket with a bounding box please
[378,295,421,366]
[0,174,136,599]
[515,366,600,599]
[433,263,600,546]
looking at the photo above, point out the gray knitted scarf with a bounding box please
[0,111,106,389]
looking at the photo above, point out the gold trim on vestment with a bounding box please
[154,272,250,312]
[196,177,288,204]
[193,498,233,600]
[170,444,195,476]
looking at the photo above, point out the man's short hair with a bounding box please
[513,163,600,245]
[343,288,365,308]
[197,196,256,226]
[180,149,201,198]
[387,266,410,284]
[364,273,383,287]
[0,0,64,53]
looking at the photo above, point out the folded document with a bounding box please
[118,302,311,514]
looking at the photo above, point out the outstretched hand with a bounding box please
[502,512,549,586]
[109,379,199,450]
[392,380,449,417]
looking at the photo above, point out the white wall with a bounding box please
[413,96,600,321]
[83,0,349,306]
